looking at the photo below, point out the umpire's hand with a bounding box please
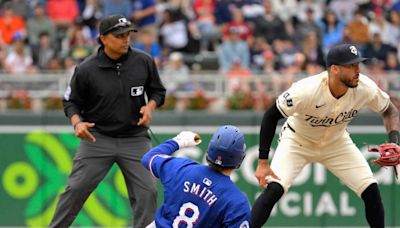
[138,101,157,126]
[74,122,96,142]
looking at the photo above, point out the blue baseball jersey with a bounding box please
[145,141,251,228]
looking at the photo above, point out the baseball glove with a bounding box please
[368,143,400,179]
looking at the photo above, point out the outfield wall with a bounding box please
[0,111,399,227]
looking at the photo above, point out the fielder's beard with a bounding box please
[341,74,359,88]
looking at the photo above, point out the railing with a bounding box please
[0,73,70,98]
[0,72,297,98]
[0,71,399,111]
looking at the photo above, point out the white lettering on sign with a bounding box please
[262,191,356,217]
[315,192,337,216]
[340,192,356,216]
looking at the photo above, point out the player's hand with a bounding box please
[173,131,202,148]
[138,103,154,126]
[255,159,280,188]
[74,122,96,142]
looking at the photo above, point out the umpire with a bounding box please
[49,15,166,228]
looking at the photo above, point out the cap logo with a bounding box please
[118,18,128,24]
[215,156,222,165]
[349,46,358,56]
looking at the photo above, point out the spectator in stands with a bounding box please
[304,61,324,75]
[134,28,161,66]
[101,0,132,18]
[262,44,277,75]
[47,0,80,56]
[223,6,253,44]
[27,3,56,47]
[4,36,36,73]
[300,30,325,68]
[31,32,56,71]
[368,9,400,49]
[165,0,194,20]
[193,0,220,52]
[226,57,251,94]
[0,46,6,70]
[68,28,93,62]
[384,51,400,71]
[296,0,324,23]
[328,0,358,24]
[345,10,369,48]
[253,0,288,45]
[63,56,78,76]
[387,9,400,54]
[6,0,30,19]
[273,39,299,70]
[47,57,63,73]
[249,36,270,73]
[318,9,344,54]
[47,0,79,29]
[162,51,192,91]
[338,26,357,47]
[0,2,26,46]
[80,0,102,39]
[294,7,322,45]
[159,8,189,53]
[366,58,388,91]
[218,26,250,72]
[269,40,301,92]
[270,0,297,22]
[131,0,158,33]
[213,0,233,27]
[363,32,397,65]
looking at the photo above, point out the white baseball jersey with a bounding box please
[276,71,390,146]
[271,71,389,195]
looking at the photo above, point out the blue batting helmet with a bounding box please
[207,125,246,168]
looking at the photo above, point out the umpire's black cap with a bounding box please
[99,15,138,35]
[326,44,368,67]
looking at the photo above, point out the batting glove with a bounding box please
[173,131,202,148]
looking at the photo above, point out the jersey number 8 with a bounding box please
[172,202,200,228]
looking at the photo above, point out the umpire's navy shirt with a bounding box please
[63,47,166,138]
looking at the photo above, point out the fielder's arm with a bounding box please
[259,102,284,159]
[256,102,284,186]
[381,101,400,144]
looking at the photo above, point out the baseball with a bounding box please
[194,134,201,143]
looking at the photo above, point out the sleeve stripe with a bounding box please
[276,99,289,117]
[148,155,158,178]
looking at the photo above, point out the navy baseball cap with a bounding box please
[99,15,137,35]
[326,44,367,67]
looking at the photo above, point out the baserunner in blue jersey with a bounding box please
[141,125,251,228]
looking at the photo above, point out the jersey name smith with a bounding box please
[305,109,358,127]
[183,181,218,206]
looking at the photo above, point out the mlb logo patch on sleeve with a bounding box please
[131,86,144,96]
[283,92,293,107]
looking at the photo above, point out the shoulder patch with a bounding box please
[283,92,293,107]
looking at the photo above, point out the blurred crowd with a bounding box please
[0,0,400,111]
[0,0,400,98]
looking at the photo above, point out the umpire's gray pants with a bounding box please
[49,132,157,228]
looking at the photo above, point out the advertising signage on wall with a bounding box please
[0,126,399,227]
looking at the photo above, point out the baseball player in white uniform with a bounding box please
[251,44,400,228]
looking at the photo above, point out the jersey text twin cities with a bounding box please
[305,109,358,127]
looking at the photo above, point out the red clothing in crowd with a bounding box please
[0,15,25,45]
